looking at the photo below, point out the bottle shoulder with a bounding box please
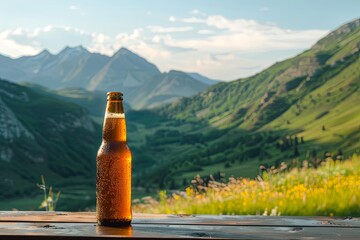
[98,141,131,154]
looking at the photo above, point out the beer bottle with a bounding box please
[96,92,132,226]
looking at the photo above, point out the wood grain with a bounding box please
[0,211,358,227]
[0,222,359,239]
[0,212,359,239]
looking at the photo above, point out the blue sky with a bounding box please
[0,0,359,80]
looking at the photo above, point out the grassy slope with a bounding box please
[160,22,360,130]
[134,156,360,216]
[263,53,360,150]
[128,19,360,189]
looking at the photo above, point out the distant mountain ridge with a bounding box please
[186,72,221,85]
[0,47,221,109]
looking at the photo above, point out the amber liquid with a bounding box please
[96,115,132,226]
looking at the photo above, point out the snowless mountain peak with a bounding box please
[58,45,90,57]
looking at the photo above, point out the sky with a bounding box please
[0,0,359,81]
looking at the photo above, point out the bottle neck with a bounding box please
[102,100,127,142]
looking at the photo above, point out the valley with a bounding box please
[0,18,359,211]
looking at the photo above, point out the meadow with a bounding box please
[134,155,360,216]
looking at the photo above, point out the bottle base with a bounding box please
[97,219,132,227]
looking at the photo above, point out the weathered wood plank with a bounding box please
[0,211,358,228]
[0,222,360,239]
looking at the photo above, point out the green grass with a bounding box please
[263,55,360,151]
[0,187,94,211]
[177,161,260,181]
[134,155,360,216]
[0,195,44,211]
[0,185,158,211]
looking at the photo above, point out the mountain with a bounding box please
[85,48,210,109]
[186,72,221,85]
[126,18,360,189]
[0,78,101,209]
[128,70,209,109]
[87,48,161,91]
[0,54,27,81]
[0,47,214,109]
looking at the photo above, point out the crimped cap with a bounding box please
[107,92,123,100]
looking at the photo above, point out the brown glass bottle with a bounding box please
[96,92,132,226]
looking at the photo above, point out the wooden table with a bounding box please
[0,211,359,239]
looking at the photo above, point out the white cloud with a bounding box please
[164,15,328,53]
[12,28,25,35]
[0,31,39,57]
[190,9,206,16]
[213,53,237,61]
[0,26,96,56]
[69,5,78,11]
[147,26,193,33]
[88,32,113,55]
[146,14,328,79]
[198,29,214,35]
[181,17,206,24]
[115,28,171,59]
[205,16,259,31]
[169,15,205,23]
[260,7,269,11]
[90,28,171,60]
[29,25,54,37]
[152,34,171,43]
[69,5,85,15]
[0,25,171,61]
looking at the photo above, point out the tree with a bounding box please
[259,148,266,161]
[169,179,176,189]
[294,136,299,145]
[224,162,232,168]
[293,145,300,157]
[282,136,290,150]
[182,178,188,187]
[311,149,318,168]
[289,136,293,146]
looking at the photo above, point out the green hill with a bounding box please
[20,84,132,124]
[127,18,360,189]
[0,79,101,209]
